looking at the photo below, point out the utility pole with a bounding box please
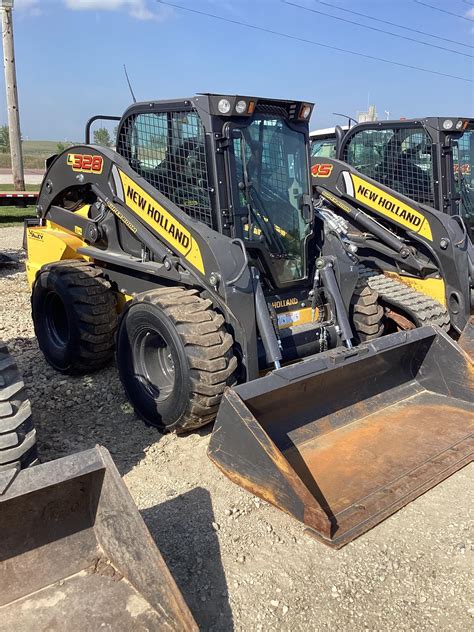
[1,1,25,191]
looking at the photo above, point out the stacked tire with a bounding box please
[0,343,37,471]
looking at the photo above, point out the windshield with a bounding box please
[311,138,337,158]
[452,130,474,233]
[231,116,311,283]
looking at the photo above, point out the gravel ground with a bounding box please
[1,226,472,631]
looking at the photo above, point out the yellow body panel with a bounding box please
[115,292,133,313]
[385,272,446,307]
[351,174,433,241]
[25,225,86,288]
[277,306,319,330]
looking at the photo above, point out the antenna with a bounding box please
[123,64,137,103]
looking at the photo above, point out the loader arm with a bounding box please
[311,156,471,332]
[32,145,260,378]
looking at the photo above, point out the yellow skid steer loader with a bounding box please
[24,94,473,547]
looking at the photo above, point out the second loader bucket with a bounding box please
[0,446,197,631]
[208,327,473,548]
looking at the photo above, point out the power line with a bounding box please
[157,1,473,83]
[314,0,473,49]
[282,0,472,58]
[413,0,474,21]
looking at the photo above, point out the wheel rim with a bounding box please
[136,329,176,402]
[44,291,70,348]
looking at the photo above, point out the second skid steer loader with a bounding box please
[24,94,473,546]
[311,155,472,335]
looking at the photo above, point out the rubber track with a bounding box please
[135,287,237,432]
[0,343,38,471]
[359,266,450,330]
[36,260,117,373]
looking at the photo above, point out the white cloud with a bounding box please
[64,0,172,21]
[15,0,41,14]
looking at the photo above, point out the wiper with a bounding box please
[236,130,287,256]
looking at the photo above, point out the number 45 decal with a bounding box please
[311,163,333,178]
[67,153,104,175]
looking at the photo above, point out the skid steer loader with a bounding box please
[24,94,473,546]
[0,446,197,630]
[311,154,472,335]
[310,117,473,335]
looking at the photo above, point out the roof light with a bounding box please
[299,104,312,120]
[456,120,463,130]
[442,119,454,130]
[218,98,231,114]
[235,100,247,114]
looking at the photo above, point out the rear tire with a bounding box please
[32,260,117,374]
[351,279,384,343]
[116,287,237,433]
[0,343,38,471]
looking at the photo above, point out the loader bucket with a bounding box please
[208,327,473,548]
[0,446,197,631]
[458,316,473,358]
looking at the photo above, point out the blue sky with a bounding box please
[4,0,474,140]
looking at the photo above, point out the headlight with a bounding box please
[300,104,312,120]
[218,98,231,114]
[235,100,247,114]
[442,119,454,130]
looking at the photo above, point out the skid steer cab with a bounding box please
[24,94,473,546]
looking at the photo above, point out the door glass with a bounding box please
[231,116,311,283]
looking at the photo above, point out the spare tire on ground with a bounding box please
[0,343,38,471]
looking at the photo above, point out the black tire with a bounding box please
[32,260,117,374]
[117,287,237,433]
[350,279,384,343]
[0,343,38,471]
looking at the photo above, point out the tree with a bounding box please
[56,142,68,153]
[93,127,112,147]
[0,125,10,154]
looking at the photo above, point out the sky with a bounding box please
[3,0,474,140]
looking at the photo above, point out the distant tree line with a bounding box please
[0,125,9,153]
[0,124,119,155]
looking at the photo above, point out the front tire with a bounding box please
[32,260,117,374]
[116,287,237,433]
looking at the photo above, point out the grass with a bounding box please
[0,184,39,192]
[0,184,39,225]
[0,139,73,169]
[0,206,36,227]
[22,140,61,154]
